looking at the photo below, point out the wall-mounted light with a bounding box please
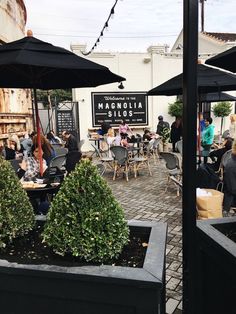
[118,82,124,89]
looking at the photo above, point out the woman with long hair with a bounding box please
[32,134,56,165]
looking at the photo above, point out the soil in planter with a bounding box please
[214,223,236,243]
[0,222,149,268]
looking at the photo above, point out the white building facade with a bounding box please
[71,32,236,151]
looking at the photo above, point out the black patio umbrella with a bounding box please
[0,34,125,174]
[147,63,236,157]
[147,64,236,96]
[206,46,236,73]
[0,35,125,89]
[178,91,236,103]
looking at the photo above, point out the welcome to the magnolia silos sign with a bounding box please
[91,92,148,127]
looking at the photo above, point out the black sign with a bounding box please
[56,110,75,135]
[91,92,148,127]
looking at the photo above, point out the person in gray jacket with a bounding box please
[223,139,236,215]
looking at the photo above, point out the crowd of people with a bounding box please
[0,129,83,181]
[1,112,236,216]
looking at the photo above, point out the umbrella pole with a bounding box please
[198,100,202,165]
[33,88,43,177]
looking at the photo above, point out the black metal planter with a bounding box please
[0,220,167,314]
[196,217,236,314]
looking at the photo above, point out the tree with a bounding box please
[0,158,35,248]
[212,101,232,135]
[168,100,183,118]
[36,89,72,106]
[43,159,129,262]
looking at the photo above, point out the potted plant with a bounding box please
[212,101,232,135]
[0,159,167,314]
[0,157,35,248]
[168,100,183,118]
[196,217,236,314]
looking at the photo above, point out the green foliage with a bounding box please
[212,101,232,117]
[43,160,129,262]
[37,89,72,106]
[0,158,35,249]
[168,100,183,118]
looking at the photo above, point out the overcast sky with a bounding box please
[24,0,236,53]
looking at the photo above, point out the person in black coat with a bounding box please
[209,138,232,172]
[223,140,236,214]
[170,117,182,152]
[62,131,81,173]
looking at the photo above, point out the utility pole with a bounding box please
[200,0,207,32]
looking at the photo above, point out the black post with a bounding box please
[182,1,198,314]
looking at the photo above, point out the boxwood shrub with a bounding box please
[0,157,35,248]
[43,159,129,262]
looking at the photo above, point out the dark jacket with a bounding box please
[170,121,182,143]
[101,122,111,135]
[209,147,230,172]
[65,134,78,151]
[224,154,236,195]
[156,121,170,136]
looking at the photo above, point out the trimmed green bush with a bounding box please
[0,157,35,248]
[43,159,129,262]
[168,100,183,118]
[212,101,232,135]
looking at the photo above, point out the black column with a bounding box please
[182,1,198,314]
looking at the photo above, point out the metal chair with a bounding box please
[96,163,106,176]
[132,155,152,178]
[54,147,68,156]
[146,138,162,164]
[110,146,131,181]
[8,159,21,174]
[47,154,67,182]
[160,152,182,196]
[90,143,108,158]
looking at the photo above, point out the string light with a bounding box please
[82,0,120,56]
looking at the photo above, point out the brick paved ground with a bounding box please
[101,158,183,314]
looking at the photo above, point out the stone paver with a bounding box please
[101,157,235,313]
[102,159,183,314]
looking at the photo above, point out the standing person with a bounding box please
[119,119,133,138]
[201,117,215,163]
[199,113,205,133]
[170,117,182,152]
[62,130,81,173]
[62,131,78,152]
[156,115,170,152]
[223,140,236,216]
[229,114,236,140]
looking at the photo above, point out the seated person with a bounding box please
[17,145,47,181]
[33,134,56,166]
[143,130,152,142]
[5,134,22,160]
[209,137,232,171]
[223,140,236,215]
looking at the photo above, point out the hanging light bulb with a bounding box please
[110,7,115,19]
[105,22,109,31]
[118,82,124,89]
